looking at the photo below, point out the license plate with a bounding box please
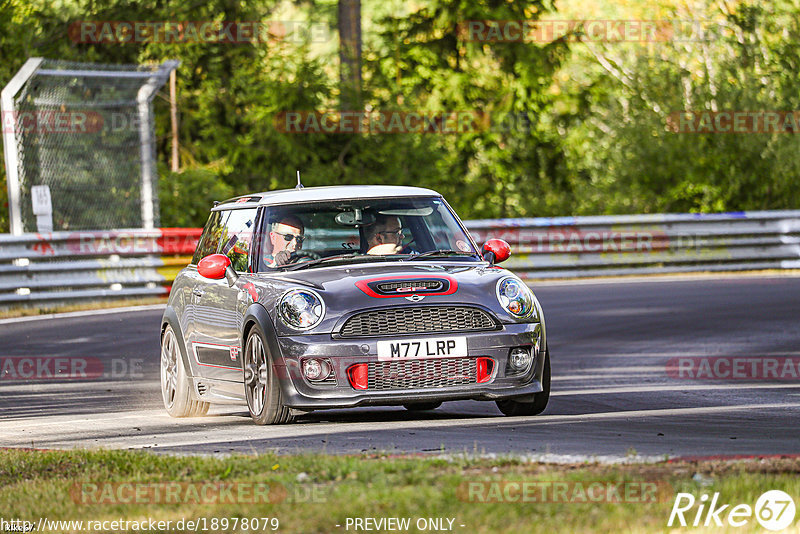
[377,337,468,361]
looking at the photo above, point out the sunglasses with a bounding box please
[274,232,305,244]
[379,229,404,237]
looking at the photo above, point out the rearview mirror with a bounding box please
[481,239,511,265]
[198,254,231,279]
[335,209,376,227]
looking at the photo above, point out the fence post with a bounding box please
[1,58,44,236]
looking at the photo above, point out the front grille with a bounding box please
[367,357,477,390]
[339,306,498,337]
[376,280,443,293]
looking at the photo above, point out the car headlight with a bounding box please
[278,289,325,329]
[496,277,535,319]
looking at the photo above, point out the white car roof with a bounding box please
[215,185,441,209]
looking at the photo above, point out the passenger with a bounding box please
[365,215,404,255]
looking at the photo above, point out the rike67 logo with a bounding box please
[668,490,796,531]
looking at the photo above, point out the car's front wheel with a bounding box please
[161,325,209,417]
[495,347,550,417]
[243,325,294,425]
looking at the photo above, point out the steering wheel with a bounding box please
[289,250,321,263]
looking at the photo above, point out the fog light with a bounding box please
[509,347,532,371]
[302,358,331,381]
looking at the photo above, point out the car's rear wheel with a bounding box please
[403,402,442,411]
[496,347,550,417]
[244,325,294,425]
[161,325,209,417]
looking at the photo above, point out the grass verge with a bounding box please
[1,449,798,533]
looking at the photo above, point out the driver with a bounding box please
[365,215,404,255]
[264,215,305,267]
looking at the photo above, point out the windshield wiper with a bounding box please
[282,253,400,271]
[282,252,360,271]
[407,250,481,261]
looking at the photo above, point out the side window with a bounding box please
[192,211,224,264]
[219,208,258,272]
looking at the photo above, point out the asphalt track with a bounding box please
[1,275,799,460]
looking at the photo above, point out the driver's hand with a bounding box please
[274,250,292,266]
[367,243,403,255]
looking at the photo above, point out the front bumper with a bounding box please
[273,322,544,409]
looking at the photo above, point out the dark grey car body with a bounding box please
[160,186,547,412]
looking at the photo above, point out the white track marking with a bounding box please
[552,383,800,396]
[529,272,800,287]
[3,402,799,451]
[0,304,165,325]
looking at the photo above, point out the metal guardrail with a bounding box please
[465,210,800,279]
[0,210,798,307]
[0,228,200,306]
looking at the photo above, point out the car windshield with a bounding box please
[256,196,480,271]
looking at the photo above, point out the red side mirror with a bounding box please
[482,239,511,264]
[198,254,231,279]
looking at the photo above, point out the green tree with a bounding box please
[565,0,800,214]
[363,0,572,219]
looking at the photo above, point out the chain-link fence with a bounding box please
[2,58,178,234]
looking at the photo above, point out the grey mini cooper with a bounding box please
[160,185,549,424]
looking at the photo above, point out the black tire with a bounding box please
[403,402,442,411]
[161,325,210,417]
[243,324,294,425]
[496,347,550,417]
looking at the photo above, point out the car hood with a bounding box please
[246,261,530,335]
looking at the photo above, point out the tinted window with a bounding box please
[192,211,224,264]
[255,197,478,271]
[420,203,470,251]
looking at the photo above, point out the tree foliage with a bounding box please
[0,0,799,233]
[563,0,800,214]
